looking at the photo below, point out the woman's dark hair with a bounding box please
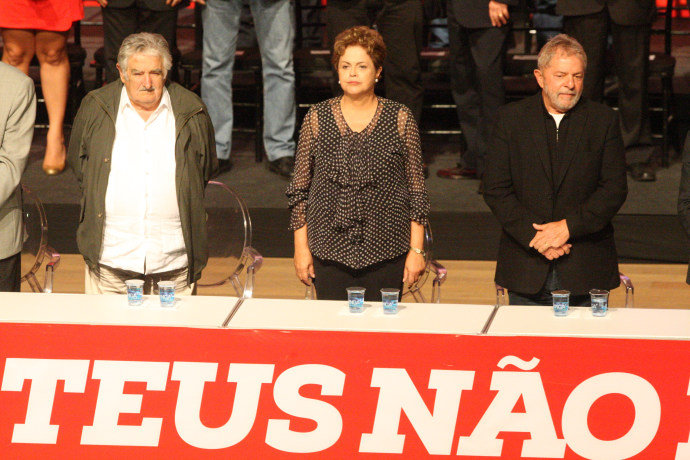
[332,26,386,70]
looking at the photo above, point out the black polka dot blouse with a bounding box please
[286,96,429,270]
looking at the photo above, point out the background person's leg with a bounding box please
[102,5,138,83]
[376,0,424,122]
[468,26,508,177]
[35,30,70,174]
[446,4,481,176]
[326,0,369,95]
[562,10,608,102]
[201,0,241,163]
[251,0,296,168]
[138,7,180,81]
[1,28,35,75]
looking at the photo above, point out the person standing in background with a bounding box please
[97,0,189,83]
[436,0,518,186]
[557,0,657,181]
[0,0,83,175]
[326,0,425,123]
[195,0,296,178]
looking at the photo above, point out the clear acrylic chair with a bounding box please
[197,180,263,298]
[20,185,60,293]
[305,223,447,303]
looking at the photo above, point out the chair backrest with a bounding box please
[20,185,60,293]
[197,180,263,298]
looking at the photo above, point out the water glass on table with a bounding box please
[126,279,144,306]
[158,281,176,307]
[551,290,570,317]
[380,288,400,315]
[589,289,609,316]
[346,287,365,313]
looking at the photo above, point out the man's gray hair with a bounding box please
[537,34,587,71]
[117,32,172,78]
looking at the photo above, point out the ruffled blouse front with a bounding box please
[287,97,429,270]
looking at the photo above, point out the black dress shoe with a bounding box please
[268,156,294,178]
[217,159,233,175]
[629,162,656,182]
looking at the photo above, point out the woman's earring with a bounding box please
[338,80,341,84]
[375,78,379,82]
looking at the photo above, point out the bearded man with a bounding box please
[482,34,627,306]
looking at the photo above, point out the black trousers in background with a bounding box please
[447,13,508,176]
[102,5,179,83]
[326,0,424,122]
[313,254,406,301]
[563,9,652,158]
[0,252,21,292]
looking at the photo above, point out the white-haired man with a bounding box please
[68,32,218,295]
[483,34,627,306]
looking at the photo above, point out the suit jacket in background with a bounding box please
[556,0,656,26]
[483,93,628,296]
[105,0,190,11]
[451,0,520,29]
[0,62,36,260]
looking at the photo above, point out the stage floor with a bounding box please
[28,255,689,309]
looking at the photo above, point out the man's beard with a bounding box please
[545,85,581,113]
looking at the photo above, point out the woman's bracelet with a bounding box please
[409,246,426,257]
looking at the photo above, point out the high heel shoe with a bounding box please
[42,144,66,175]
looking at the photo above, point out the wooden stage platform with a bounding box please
[25,255,690,310]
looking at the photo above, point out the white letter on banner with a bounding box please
[1,358,89,444]
[562,372,660,460]
[171,362,274,449]
[266,364,345,453]
[676,377,690,459]
[81,361,168,446]
[457,366,566,457]
[360,368,474,455]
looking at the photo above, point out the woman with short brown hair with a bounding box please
[287,26,429,301]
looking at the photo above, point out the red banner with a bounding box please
[0,323,688,459]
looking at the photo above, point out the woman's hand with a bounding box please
[403,250,426,285]
[294,247,315,285]
[293,226,314,285]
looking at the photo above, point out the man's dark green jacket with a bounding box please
[67,79,218,284]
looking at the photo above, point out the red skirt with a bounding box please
[0,0,84,32]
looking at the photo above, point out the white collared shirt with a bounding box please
[100,86,187,274]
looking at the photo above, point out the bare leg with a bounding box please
[1,28,36,74]
[35,30,69,174]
